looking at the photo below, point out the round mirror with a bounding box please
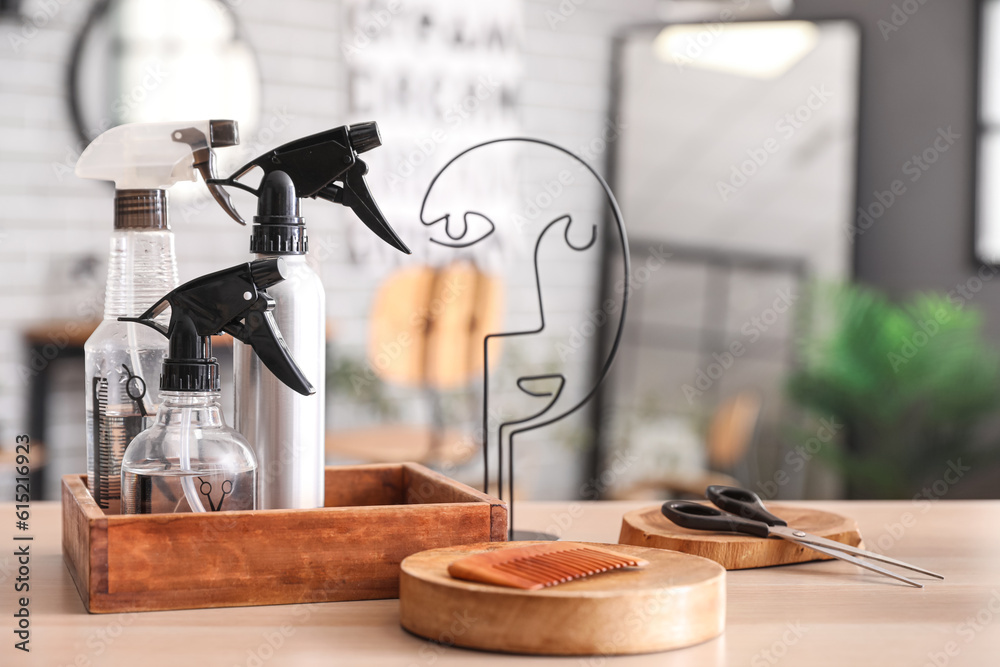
[68,0,261,144]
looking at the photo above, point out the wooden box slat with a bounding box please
[322,464,403,506]
[62,463,507,613]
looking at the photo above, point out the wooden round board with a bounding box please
[399,541,725,656]
[619,503,863,570]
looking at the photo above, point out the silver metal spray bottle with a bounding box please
[211,122,410,509]
[234,172,325,509]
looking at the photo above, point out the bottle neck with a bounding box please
[103,228,179,320]
[249,222,308,255]
[155,391,225,428]
[115,189,169,230]
[249,170,306,255]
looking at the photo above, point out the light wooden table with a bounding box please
[4,500,1000,666]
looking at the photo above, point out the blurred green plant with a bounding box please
[787,284,1000,498]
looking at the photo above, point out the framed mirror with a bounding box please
[977,0,1000,264]
[68,0,261,144]
[593,19,861,498]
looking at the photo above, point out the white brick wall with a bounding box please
[0,0,657,500]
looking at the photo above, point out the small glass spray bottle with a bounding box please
[119,258,315,514]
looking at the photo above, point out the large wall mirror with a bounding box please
[596,19,861,498]
[978,0,1000,263]
[68,0,261,144]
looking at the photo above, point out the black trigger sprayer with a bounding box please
[204,121,410,510]
[210,122,409,253]
[116,259,314,515]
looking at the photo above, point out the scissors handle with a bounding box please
[706,485,787,526]
[661,501,771,538]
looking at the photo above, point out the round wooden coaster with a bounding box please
[399,541,725,656]
[619,503,863,570]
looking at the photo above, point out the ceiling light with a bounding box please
[654,21,819,79]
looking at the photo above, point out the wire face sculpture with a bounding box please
[419,138,631,540]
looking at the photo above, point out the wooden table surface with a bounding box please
[4,499,999,666]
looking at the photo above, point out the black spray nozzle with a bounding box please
[119,259,315,396]
[209,122,410,254]
[250,171,307,255]
[249,253,288,288]
[347,121,381,154]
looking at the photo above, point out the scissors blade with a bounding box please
[772,534,923,588]
[770,525,943,579]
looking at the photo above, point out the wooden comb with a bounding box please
[447,542,649,590]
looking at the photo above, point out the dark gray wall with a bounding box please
[798,0,1000,498]
[795,0,984,321]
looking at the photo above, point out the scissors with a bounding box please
[197,477,233,512]
[661,485,944,588]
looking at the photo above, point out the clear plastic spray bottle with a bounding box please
[75,120,242,513]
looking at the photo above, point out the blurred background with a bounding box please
[2,0,999,504]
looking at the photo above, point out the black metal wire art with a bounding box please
[419,138,631,540]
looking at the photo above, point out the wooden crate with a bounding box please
[62,463,507,613]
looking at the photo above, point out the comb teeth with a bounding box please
[448,543,649,590]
